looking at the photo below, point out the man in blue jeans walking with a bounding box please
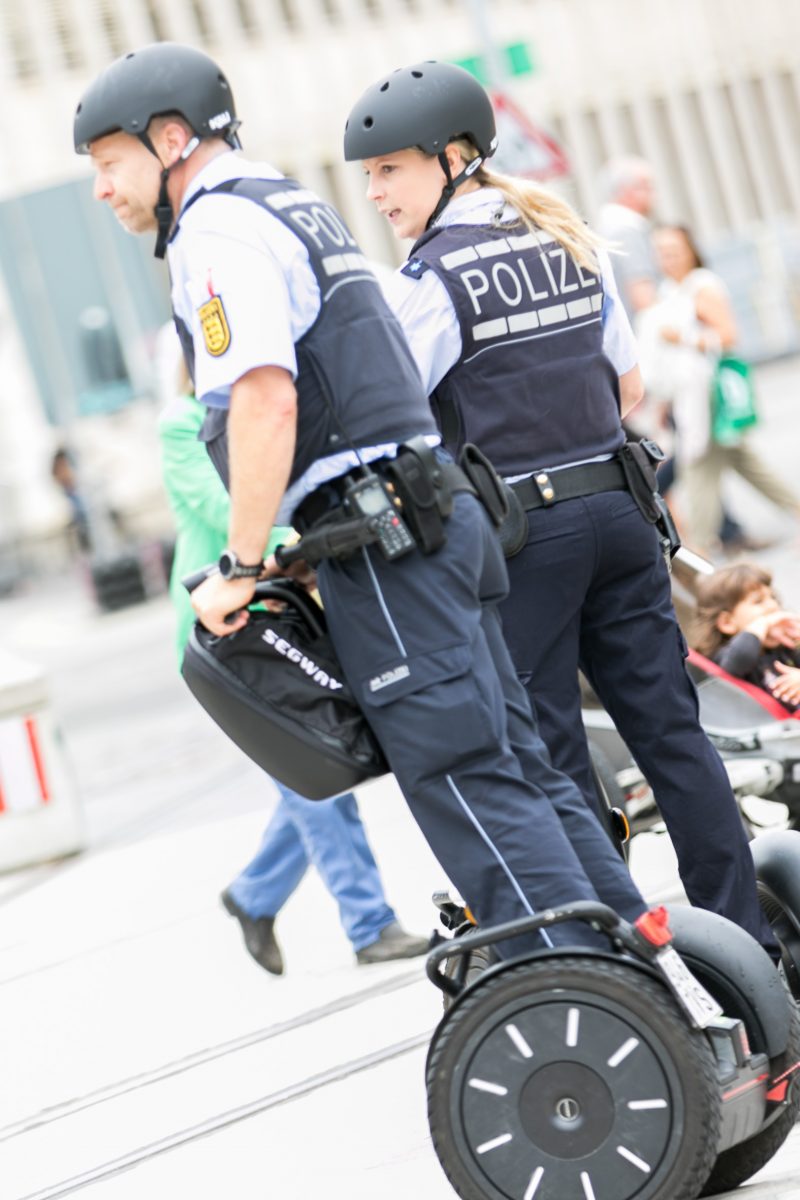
[160,389,429,974]
[221,782,420,973]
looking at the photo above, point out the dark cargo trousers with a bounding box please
[318,492,646,958]
[500,488,776,954]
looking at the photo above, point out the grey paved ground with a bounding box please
[1,355,799,1199]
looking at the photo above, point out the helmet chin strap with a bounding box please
[139,131,200,259]
[425,151,484,230]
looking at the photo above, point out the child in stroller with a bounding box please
[692,562,800,714]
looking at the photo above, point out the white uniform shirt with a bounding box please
[384,188,638,400]
[168,153,322,409]
[168,152,436,521]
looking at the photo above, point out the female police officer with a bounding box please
[73,42,657,961]
[344,61,775,953]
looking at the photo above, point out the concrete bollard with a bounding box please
[0,647,84,872]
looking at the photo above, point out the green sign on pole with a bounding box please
[453,41,535,86]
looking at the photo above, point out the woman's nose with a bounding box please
[365,175,382,202]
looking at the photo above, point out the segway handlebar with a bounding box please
[429,900,723,1028]
[427,900,624,997]
[180,564,325,630]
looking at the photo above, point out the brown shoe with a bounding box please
[356,921,430,965]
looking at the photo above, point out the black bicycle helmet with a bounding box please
[74,42,240,153]
[344,61,496,161]
[344,61,497,226]
[74,42,241,258]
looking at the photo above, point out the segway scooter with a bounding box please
[427,847,800,1200]
[181,551,800,1200]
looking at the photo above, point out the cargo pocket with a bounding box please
[357,643,503,776]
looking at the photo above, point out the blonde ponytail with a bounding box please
[450,138,604,275]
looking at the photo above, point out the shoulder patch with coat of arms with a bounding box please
[198,294,231,357]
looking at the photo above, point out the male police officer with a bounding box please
[74,42,652,958]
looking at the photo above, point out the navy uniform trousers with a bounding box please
[500,488,776,953]
[317,492,646,959]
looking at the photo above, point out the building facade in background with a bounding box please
[1,0,799,556]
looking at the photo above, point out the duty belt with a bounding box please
[510,458,627,511]
[293,456,475,535]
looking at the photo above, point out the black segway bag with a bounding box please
[181,581,389,799]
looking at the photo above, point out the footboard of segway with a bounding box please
[425,900,800,1200]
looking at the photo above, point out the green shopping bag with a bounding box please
[711,356,758,445]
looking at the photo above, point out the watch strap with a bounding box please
[219,550,263,579]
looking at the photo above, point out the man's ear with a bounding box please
[716,610,737,636]
[155,120,191,168]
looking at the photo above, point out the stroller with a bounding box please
[583,547,800,840]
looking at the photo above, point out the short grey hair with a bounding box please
[597,156,654,202]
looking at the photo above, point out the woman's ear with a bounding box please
[716,610,737,636]
[443,141,467,177]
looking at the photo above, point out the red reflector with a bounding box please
[767,1081,789,1103]
[634,906,673,947]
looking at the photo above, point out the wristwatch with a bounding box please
[218,549,263,580]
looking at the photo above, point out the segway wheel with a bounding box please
[700,998,800,1196]
[427,957,720,1200]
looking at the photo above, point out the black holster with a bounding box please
[383,436,453,555]
[618,439,663,524]
[655,494,682,562]
[458,443,528,558]
[618,439,681,563]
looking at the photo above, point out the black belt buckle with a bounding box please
[533,470,556,507]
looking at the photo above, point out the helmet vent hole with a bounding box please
[411,70,423,78]
[380,82,389,92]
[363,116,374,129]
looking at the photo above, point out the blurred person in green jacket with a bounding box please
[159,391,429,974]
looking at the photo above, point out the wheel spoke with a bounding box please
[505,1023,534,1058]
[523,1165,545,1199]
[475,1132,513,1155]
[468,1078,508,1096]
[607,1037,639,1067]
[617,1144,652,1174]
[580,1171,597,1200]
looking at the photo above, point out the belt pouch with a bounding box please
[458,443,528,559]
[618,440,661,523]
[458,444,508,526]
[384,439,447,554]
[497,482,529,557]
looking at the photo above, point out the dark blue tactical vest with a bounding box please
[171,176,435,489]
[404,221,624,476]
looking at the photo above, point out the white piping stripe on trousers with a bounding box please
[445,775,555,949]
[359,553,551,946]
[361,546,407,657]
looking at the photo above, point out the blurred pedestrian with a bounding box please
[346,61,777,954]
[598,160,747,547]
[51,447,92,553]
[596,156,659,321]
[648,225,800,556]
[159,389,429,973]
